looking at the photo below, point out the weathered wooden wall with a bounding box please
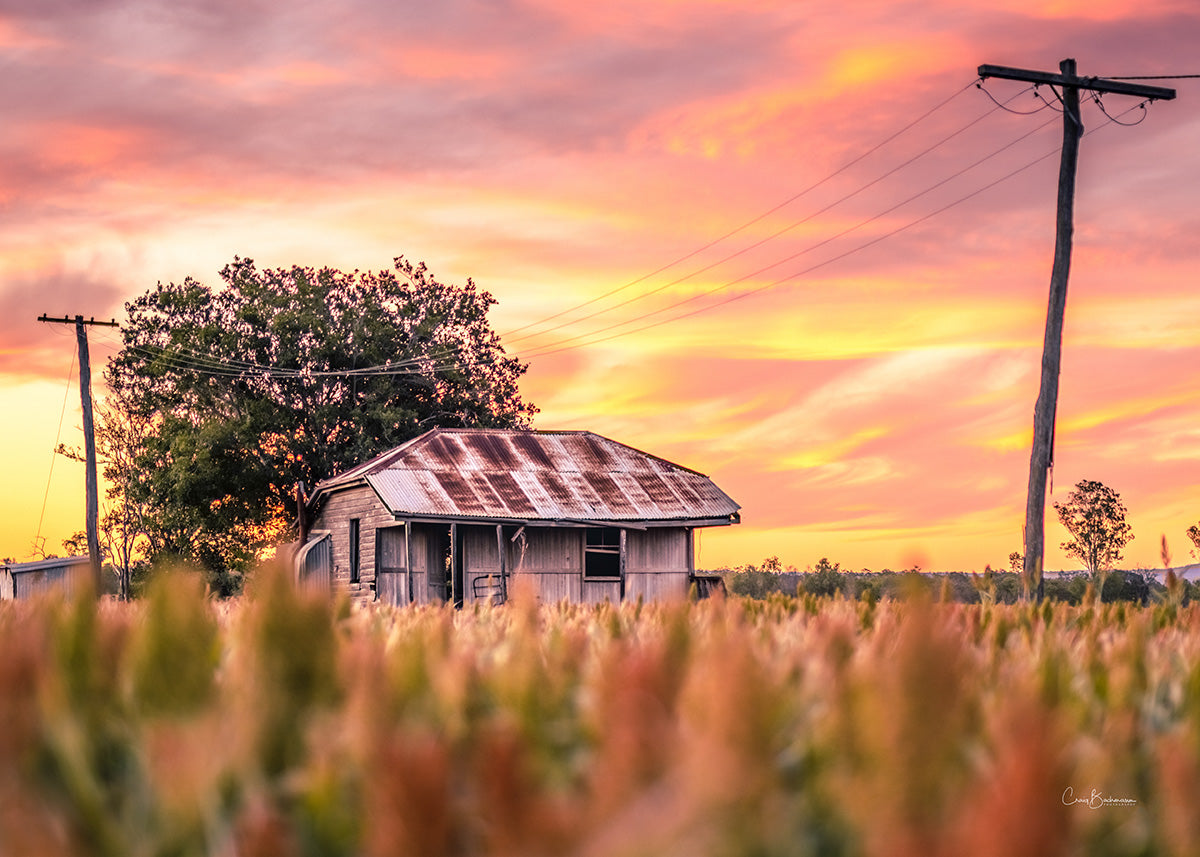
[510,528,583,603]
[500,526,691,604]
[304,501,695,606]
[374,524,407,606]
[625,528,690,602]
[310,485,393,605]
[582,579,621,604]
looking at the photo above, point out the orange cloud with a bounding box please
[1061,392,1199,438]
[986,0,1188,20]
[263,61,350,87]
[970,379,1200,455]
[631,31,971,160]
[823,38,971,93]
[375,43,516,82]
[0,16,57,50]
[631,83,816,160]
[775,427,892,471]
[34,122,157,174]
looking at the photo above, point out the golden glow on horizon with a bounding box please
[0,381,86,562]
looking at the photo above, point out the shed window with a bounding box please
[584,528,621,579]
[349,519,360,584]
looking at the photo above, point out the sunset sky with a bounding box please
[3,0,1199,572]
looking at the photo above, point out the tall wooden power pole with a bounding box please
[38,314,120,594]
[977,60,1176,600]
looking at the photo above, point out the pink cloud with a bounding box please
[0,267,125,381]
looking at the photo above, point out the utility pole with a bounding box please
[977,60,1175,600]
[38,314,120,594]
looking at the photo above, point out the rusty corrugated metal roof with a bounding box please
[315,428,740,524]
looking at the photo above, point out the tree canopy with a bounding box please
[105,257,535,591]
[1054,479,1134,579]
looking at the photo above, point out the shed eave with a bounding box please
[389,512,739,530]
[2,555,92,574]
[307,475,370,511]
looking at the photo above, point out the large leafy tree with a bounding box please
[1054,479,1134,579]
[106,257,535,589]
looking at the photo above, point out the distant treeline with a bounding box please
[708,557,1200,605]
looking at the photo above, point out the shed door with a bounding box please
[375,525,408,606]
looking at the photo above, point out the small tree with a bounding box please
[759,556,784,574]
[95,393,157,601]
[57,391,154,601]
[803,558,845,597]
[1054,479,1133,580]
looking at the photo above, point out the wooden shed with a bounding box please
[296,428,740,606]
[1,556,92,600]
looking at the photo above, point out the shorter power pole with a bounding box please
[38,314,120,594]
[977,60,1176,600]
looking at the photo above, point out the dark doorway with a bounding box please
[428,526,450,604]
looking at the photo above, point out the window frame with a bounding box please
[583,527,623,580]
[349,518,361,584]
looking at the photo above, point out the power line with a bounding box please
[87,92,1153,383]
[103,106,1044,385]
[520,148,1063,358]
[1100,74,1200,80]
[517,111,1061,356]
[1090,92,1149,126]
[976,81,1055,115]
[92,325,463,380]
[499,79,981,341]
[504,86,1022,349]
[516,98,1146,360]
[94,328,504,383]
[96,107,1062,382]
[34,348,77,558]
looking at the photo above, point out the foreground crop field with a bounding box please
[2,567,1199,857]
